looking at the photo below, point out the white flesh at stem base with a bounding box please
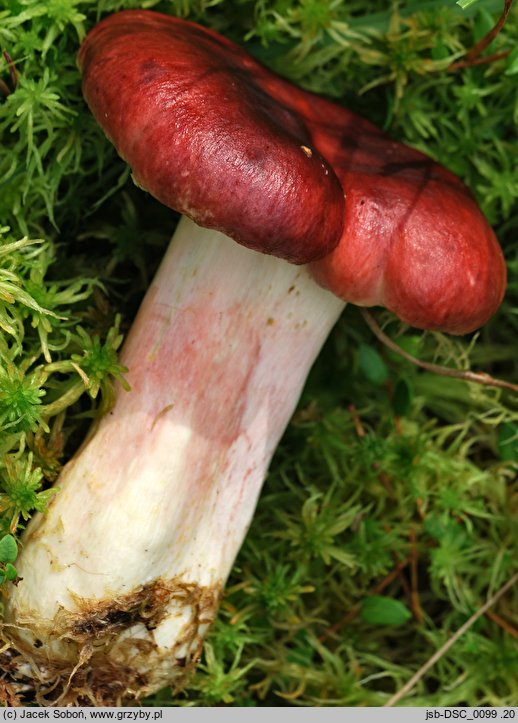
[6,216,345,700]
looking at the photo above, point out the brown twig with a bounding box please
[0,78,11,97]
[348,403,366,438]
[415,497,426,521]
[384,569,518,706]
[372,462,396,497]
[361,309,518,394]
[0,51,17,98]
[449,50,510,70]
[392,551,413,610]
[3,51,17,91]
[449,0,513,71]
[485,608,518,641]
[409,528,423,624]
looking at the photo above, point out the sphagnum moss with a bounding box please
[0,0,517,707]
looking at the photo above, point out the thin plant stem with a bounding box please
[449,50,510,70]
[484,609,518,641]
[409,528,422,624]
[1,51,17,95]
[384,570,518,706]
[0,78,11,96]
[449,0,513,70]
[361,309,518,394]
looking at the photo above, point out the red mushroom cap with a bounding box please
[306,109,506,334]
[77,10,344,264]
[78,9,506,333]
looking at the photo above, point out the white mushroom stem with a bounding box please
[5,216,345,702]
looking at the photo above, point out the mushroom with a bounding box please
[5,9,506,704]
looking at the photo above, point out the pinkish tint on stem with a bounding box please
[6,219,344,703]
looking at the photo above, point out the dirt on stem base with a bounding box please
[0,576,221,705]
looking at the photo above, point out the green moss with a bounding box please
[1,0,517,707]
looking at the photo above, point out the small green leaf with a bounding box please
[4,563,17,581]
[0,534,18,564]
[360,595,412,626]
[431,42,450,61]
[393,379,413,417]
[358,344,388,386]
[473,8,496,45]
[497,422,518,461]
